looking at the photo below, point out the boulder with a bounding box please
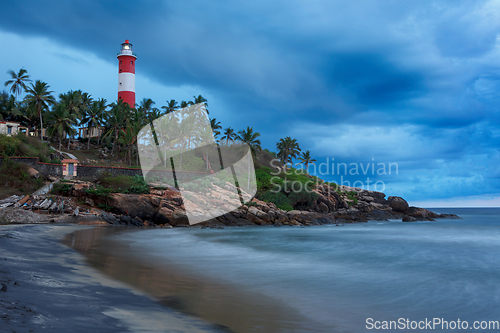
[72,182,92,197]
[108,193,156,220]
[27,167,39,179]
[402,215,417,222]
[318,202,329,213]
[387,196,409,213]
[84,197,95,207]
[406,206,437,220]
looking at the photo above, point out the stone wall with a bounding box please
[0,157,210,181]
[0,157,39,168]
[76,165,143,179]
[78,165,210,182]
[37,162,63,177]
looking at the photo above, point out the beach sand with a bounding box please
[0,224,225,332]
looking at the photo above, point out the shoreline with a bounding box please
[64,226,333,333]
[0,223,228,332]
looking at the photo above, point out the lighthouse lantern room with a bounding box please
[117,40,137,107]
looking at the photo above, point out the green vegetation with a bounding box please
[96,174,149,194]
[0,158,44,197]
[50,182,72,196]
[0,133,61,163]
[259,191,293,211]
[2,67,360,212]
[254,166,319,211]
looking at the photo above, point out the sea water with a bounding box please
[87,208,500,332]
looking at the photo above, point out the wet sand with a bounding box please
[64,227,332,333]
[0,224,227,332]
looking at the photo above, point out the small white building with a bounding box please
[62,159,78,177]
[0,121,28,136]
[79,126,104,139]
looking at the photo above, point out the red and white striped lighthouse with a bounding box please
[117,40,137,108]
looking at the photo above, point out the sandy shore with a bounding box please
[0,224,226,332]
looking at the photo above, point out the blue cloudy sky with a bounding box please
[2,0,500,207]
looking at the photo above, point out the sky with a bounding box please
[1,0,500,207]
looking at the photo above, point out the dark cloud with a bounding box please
[2,0,500,203]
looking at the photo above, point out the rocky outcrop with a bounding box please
[387,196,409,213]
[107,193,156,221]
[8,178,458,228]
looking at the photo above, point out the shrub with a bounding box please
[288,188,318,210]
[255,167,275,192]
[50,183,72,196]
[95,174,150,194]
[259,191,293,211]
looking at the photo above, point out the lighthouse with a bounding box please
[117,40,137,107]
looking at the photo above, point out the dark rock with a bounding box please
[100,213,120,225]
[120,215,132,224]
[407,206,437,220]
[387,196,409,213]
[1,284,7,292]
[108,193,156,220]
[402,215,417,222]
[318,202,329,213]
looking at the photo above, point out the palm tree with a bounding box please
[190,95,208,114]
[197,126,215,170]
[19,102,39,133]
[297,150,317,173]
[277,136,301,169]
[47,103,77,150]
[161,99,179,114]
[237,127,261,189]
[221,127,236,145]
[210,118,222,139]
[237,127,262,156]
[59,90,84,150]
[0,93,21,121]
[81,98,106,149]
[4,69,31,101]
[119,122,141,166]
[103,100,129,154]
[25,80,56,140]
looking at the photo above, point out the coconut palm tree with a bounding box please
[297,150,317,173]
[19,102,39,133]
[237,127,262,155]
[221,127,236,145]
[81,98,106,149]
[277,136,301,169]
[138,98,155,115]
[161,99,179,114]
[237,126,261,189]
[4,69,31,101]
[190,95,208,114]
[47,103,77,150]
[103,100,129,154]
[59,90,85,149]
[24,80,56,140]
[119,122,141,166]
[0,93,21,121]
[210,118,222,139]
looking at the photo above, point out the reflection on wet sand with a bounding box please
[63,227,327,333]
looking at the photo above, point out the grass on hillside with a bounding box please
[0,133,62,163]
[0,158,45,199]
